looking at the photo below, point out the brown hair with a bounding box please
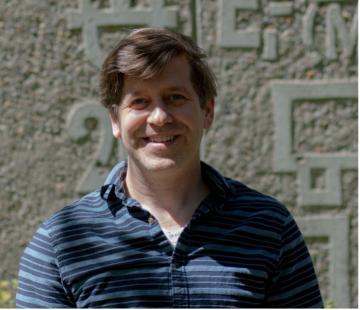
[100,28,217,111]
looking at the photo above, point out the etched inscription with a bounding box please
[270,80,357,207]
[262,29,278,60]
[67,100,126,193]
[302,2,357,60]
[218,1,357,61]
[302,2,317,47]
[268,1,293,16]
[218,0,293,60]
[297,215,350,307]
[326,3,357,60]
[66,0,178,67]
[218,0,261,48]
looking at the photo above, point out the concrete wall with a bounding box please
[0,0,357,307]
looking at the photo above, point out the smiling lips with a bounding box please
[144,135,179,143]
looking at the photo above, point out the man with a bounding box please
[16,28,323,308]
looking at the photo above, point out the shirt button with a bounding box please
[173,261,182,268]
[148,216,157,225]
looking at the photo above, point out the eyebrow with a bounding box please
[127,86,189,96]
[161,86,193,97]
[164,86,188,92]
[128,90,146,96]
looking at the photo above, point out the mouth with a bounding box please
[143,135,179,144]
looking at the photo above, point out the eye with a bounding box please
[168,94,187,104]
[129,98,148,109]
[134,98,147,104]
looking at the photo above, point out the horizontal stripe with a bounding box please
[16,160,323,308]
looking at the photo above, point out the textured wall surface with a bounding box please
[0,0,357,307]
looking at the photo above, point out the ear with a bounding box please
[203,98,215,129]
[109,112,121,139]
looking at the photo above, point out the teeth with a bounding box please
[148,136,175,143]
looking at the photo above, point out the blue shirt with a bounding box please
[16,161,323,308]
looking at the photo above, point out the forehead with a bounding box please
[122,56,195,94]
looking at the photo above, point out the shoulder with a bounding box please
[41,189,111,237]
[223,177,291,225]
[202,161,291,225]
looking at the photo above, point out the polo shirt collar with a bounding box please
[100,160,234,215]
[200,161,233,199]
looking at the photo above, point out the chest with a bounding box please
[57,221,277,308]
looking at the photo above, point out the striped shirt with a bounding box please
[16,161,323,308]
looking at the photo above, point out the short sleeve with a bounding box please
[16,224,74,308]
[266,213,324,308]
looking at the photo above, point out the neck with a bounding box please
[124,160,208,230]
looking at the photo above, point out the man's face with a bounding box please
[109,55,214,173]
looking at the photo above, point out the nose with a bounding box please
[147,104,173,126]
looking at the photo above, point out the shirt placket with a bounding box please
[170,247,189,308]
[147,215,190,308]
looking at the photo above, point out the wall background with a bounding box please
[0,0,357,307]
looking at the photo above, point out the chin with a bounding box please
[128,156,180,172]
[141,157,179,172]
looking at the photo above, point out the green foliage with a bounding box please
[325,298,335,308]
[0,280,17,308]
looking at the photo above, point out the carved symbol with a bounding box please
[302,2,358,60]
[218,0,295,60]
[263,1,294,60]
[67,100,126,193]
[268,1,293,16]
[219,1,357,61]
[218,0,261,48]
[270,79,357,207]
[66,0,178,67]
[302,2,317,47]
[297,215,350,307]
[262,29,278,61]
[326,3,358,60]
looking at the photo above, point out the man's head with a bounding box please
[101,28,216,173]
[100,28,217,112]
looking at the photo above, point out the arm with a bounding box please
[16,224,74,308]
[266,214,324,308]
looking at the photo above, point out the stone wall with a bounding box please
[0,0,357,307]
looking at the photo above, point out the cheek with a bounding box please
[179,107,207,131]
[119,112,147,140]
